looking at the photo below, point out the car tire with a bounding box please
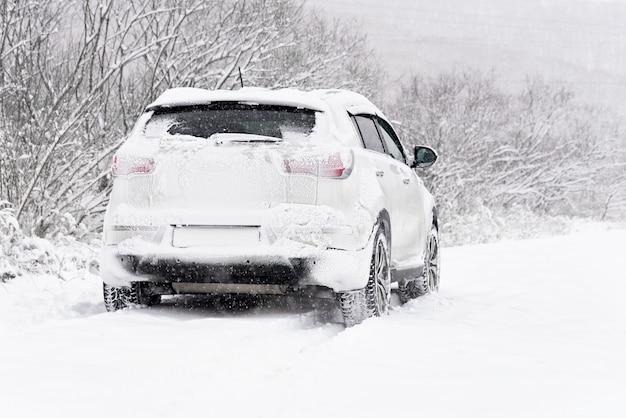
[399,224,440,303]
[337,225,391,326]
[103,282,138,312]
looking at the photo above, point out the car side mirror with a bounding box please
[411,146,438,169]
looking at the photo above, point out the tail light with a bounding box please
[111,154,155,176]
[284,151,353,179]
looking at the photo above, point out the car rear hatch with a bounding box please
[152,133,318,210]
[114,103,351,215]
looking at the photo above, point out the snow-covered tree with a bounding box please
[390,71,626,221]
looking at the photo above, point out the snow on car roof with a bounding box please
[147,87,328,112]
[313,89,384,118]
[146,87,385,118]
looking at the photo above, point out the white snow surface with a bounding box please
[1,227,625,417]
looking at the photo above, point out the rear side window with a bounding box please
[142,104,317,140]
[352,115,385,154]
[375,118,406,163]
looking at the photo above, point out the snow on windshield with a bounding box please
[142,104,317,140]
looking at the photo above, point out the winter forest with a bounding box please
[2,2,626,416]
[1,0,625,278]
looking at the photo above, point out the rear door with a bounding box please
[373,117,427,257]
[351,115,406,257]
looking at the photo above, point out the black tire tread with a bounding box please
[337,289,371,327]
[103,282,138,312]
[337,225,389,326]
[398,275,429,303]
[398,224,439,304]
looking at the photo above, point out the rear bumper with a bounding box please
[100,235,373,294]
[103,204,371,250]
[105,251,310,286]
[101,204,376,293]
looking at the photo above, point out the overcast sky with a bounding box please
[308,0,626,112]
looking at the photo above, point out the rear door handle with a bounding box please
[403,178,410,184]
[376,171,384,177]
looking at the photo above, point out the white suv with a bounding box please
[100,87,439,325]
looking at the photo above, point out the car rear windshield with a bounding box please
[142,103,318,140]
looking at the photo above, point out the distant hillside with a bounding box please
[308,0,626,113]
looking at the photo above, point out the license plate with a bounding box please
[172,226,260,248]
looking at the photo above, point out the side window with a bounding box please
[376,118,406,163]
[352,115,385,154]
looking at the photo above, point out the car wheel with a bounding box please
[337,225,391,326]
[399,224,440,303]
[103,282,138,312]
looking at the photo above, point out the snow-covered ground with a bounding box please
[1,227,625,418]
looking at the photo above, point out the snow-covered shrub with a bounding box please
[0,201,21,281]
[440,205,574,247]
[1,202,57,279]
[12,236,58,275]
[390,70,626,240]
[0,201,97,281]
[51,234,101,280]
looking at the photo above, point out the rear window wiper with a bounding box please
[210,133,283,145]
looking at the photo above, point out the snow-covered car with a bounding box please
[100,87,439,325]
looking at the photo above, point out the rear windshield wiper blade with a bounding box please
[210,133,283,145]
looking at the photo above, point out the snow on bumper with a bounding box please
[100,205,375,293]
[99,239,371,293]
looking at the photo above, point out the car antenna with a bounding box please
[238,66,244,88]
